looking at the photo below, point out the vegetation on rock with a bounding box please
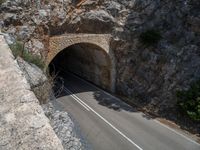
[177,80,200,121]
[139,29,162,46]
[0,0,5,5]
[9,41,44,69]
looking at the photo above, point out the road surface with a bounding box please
[54,72,200,150]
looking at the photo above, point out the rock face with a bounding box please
[1,0,200,118]
[112,0,200,114]
[17,57,47,87]
[0,35,64,150]
[79,10,115,33]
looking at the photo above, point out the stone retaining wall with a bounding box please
[47,34,111,66]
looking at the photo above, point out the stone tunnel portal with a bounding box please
[48,43,114,92]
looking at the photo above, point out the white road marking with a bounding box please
[67,73,200,146]
[69,91,90,111]
[58,69,200,147]
[64,87,143,150]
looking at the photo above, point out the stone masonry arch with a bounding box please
[46,34,116,92]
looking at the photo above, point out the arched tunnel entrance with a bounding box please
[48,43,115,92]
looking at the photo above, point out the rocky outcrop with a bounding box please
[78,10,115,33]
[0,35,64,150]
[17,57,47,87]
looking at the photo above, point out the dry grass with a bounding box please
[32,69,64,105]
[32,77,54,104]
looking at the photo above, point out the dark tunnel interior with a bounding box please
[48,43,112,91]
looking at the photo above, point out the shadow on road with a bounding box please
[53,71,137,113]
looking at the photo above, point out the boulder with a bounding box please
[16,57,47,88]
[25,38,44,56]
[79,10,116,33]
[104,1,121,17]
[4,33,15,44]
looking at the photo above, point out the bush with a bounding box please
[33,70,64,104]
[139,29,162,46]
[10,41,45,69]
[0,0,6,5]
[177,80,200,121]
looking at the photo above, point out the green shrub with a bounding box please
[0,0,6,5]
[9,41,24,58]
[9,41,45,69]
[44,0,49,5]
[177,80,200,121]
[139,29,162,46]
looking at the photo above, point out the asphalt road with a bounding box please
[54,72,200,150]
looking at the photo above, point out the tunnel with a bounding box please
[48,43,114,91]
